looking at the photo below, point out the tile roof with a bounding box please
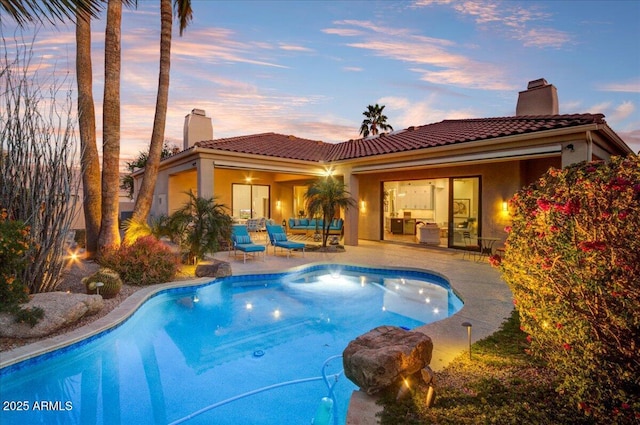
[195,132,330,162]
[192,114,607,163]
[325,114,607,161]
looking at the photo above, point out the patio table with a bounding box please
[477,237,501,262]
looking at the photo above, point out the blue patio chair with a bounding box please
[265,224,305,258]
[231,225,265,263]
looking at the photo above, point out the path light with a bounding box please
[95,282,104,296]
[462,322,472,361]
[396,377,411,400]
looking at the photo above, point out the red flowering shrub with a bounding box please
[496,155,640,421]
[0,209,43,325]
[100,236,180,286]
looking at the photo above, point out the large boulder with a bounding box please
[0,292,103,338]
[343,325,433,395]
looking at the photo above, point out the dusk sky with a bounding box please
[4,0,640,165]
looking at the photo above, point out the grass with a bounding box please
[376,310,596,425]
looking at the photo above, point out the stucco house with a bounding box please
[132,79,633,250]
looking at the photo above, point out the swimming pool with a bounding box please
[0,264,462,424]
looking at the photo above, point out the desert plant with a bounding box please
[99,236,180,285]
[82,268,123,299]
[493,155,640,421]
[166,191,232,264]
[1,33,80,293]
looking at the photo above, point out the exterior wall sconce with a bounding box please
[502,201,509,212]
[360,200,366,212]
[276,200,281,209]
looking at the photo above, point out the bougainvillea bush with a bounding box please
[492,155,639,422]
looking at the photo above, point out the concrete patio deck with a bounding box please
[0,240,513,424]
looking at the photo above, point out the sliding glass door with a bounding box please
[449,177,480,248]
[382,179,449,246]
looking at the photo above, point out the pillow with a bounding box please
[274,233,287,241]
[294,219,300,226]
[236,235,251,244]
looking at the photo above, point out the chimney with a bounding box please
[183,108,213,149]
[516,78,559,116]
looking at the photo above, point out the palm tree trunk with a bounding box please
[98,0,122,251]
[76,10,102,258]
[127,0,172,237]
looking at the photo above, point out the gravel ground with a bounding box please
[0,260,141,352]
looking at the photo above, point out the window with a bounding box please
[232,184,270,218]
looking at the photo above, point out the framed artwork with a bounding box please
[453,199,470,218]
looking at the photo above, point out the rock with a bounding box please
[342,325,433,395]
[195,260,232,278]
[0,292,104,338]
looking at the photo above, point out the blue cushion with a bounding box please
[274,233,287,241]
[278,240,305,249]
[238,244,264,252]
[236,235,251,244]
[299,219,309,226]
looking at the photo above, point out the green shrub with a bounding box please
[165,191,232,264]
[99,236,180,286]
[493,155,640,421]
[0,209,43,325]
[82,268,123,299]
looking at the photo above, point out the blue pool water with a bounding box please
[0,264,462,425]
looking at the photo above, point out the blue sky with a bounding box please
[5,0,640,163]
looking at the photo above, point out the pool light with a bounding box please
[246,302,253,310]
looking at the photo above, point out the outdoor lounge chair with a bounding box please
[231,225,265,263]
[265,224,305,258]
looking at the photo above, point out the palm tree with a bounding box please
[127,0,193,242]
[0,0,102,27]
[98,0,123,252]
[304,177,356,248]
[167,190,232,264]
[359,104,393,138]
[76,9,101,259]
